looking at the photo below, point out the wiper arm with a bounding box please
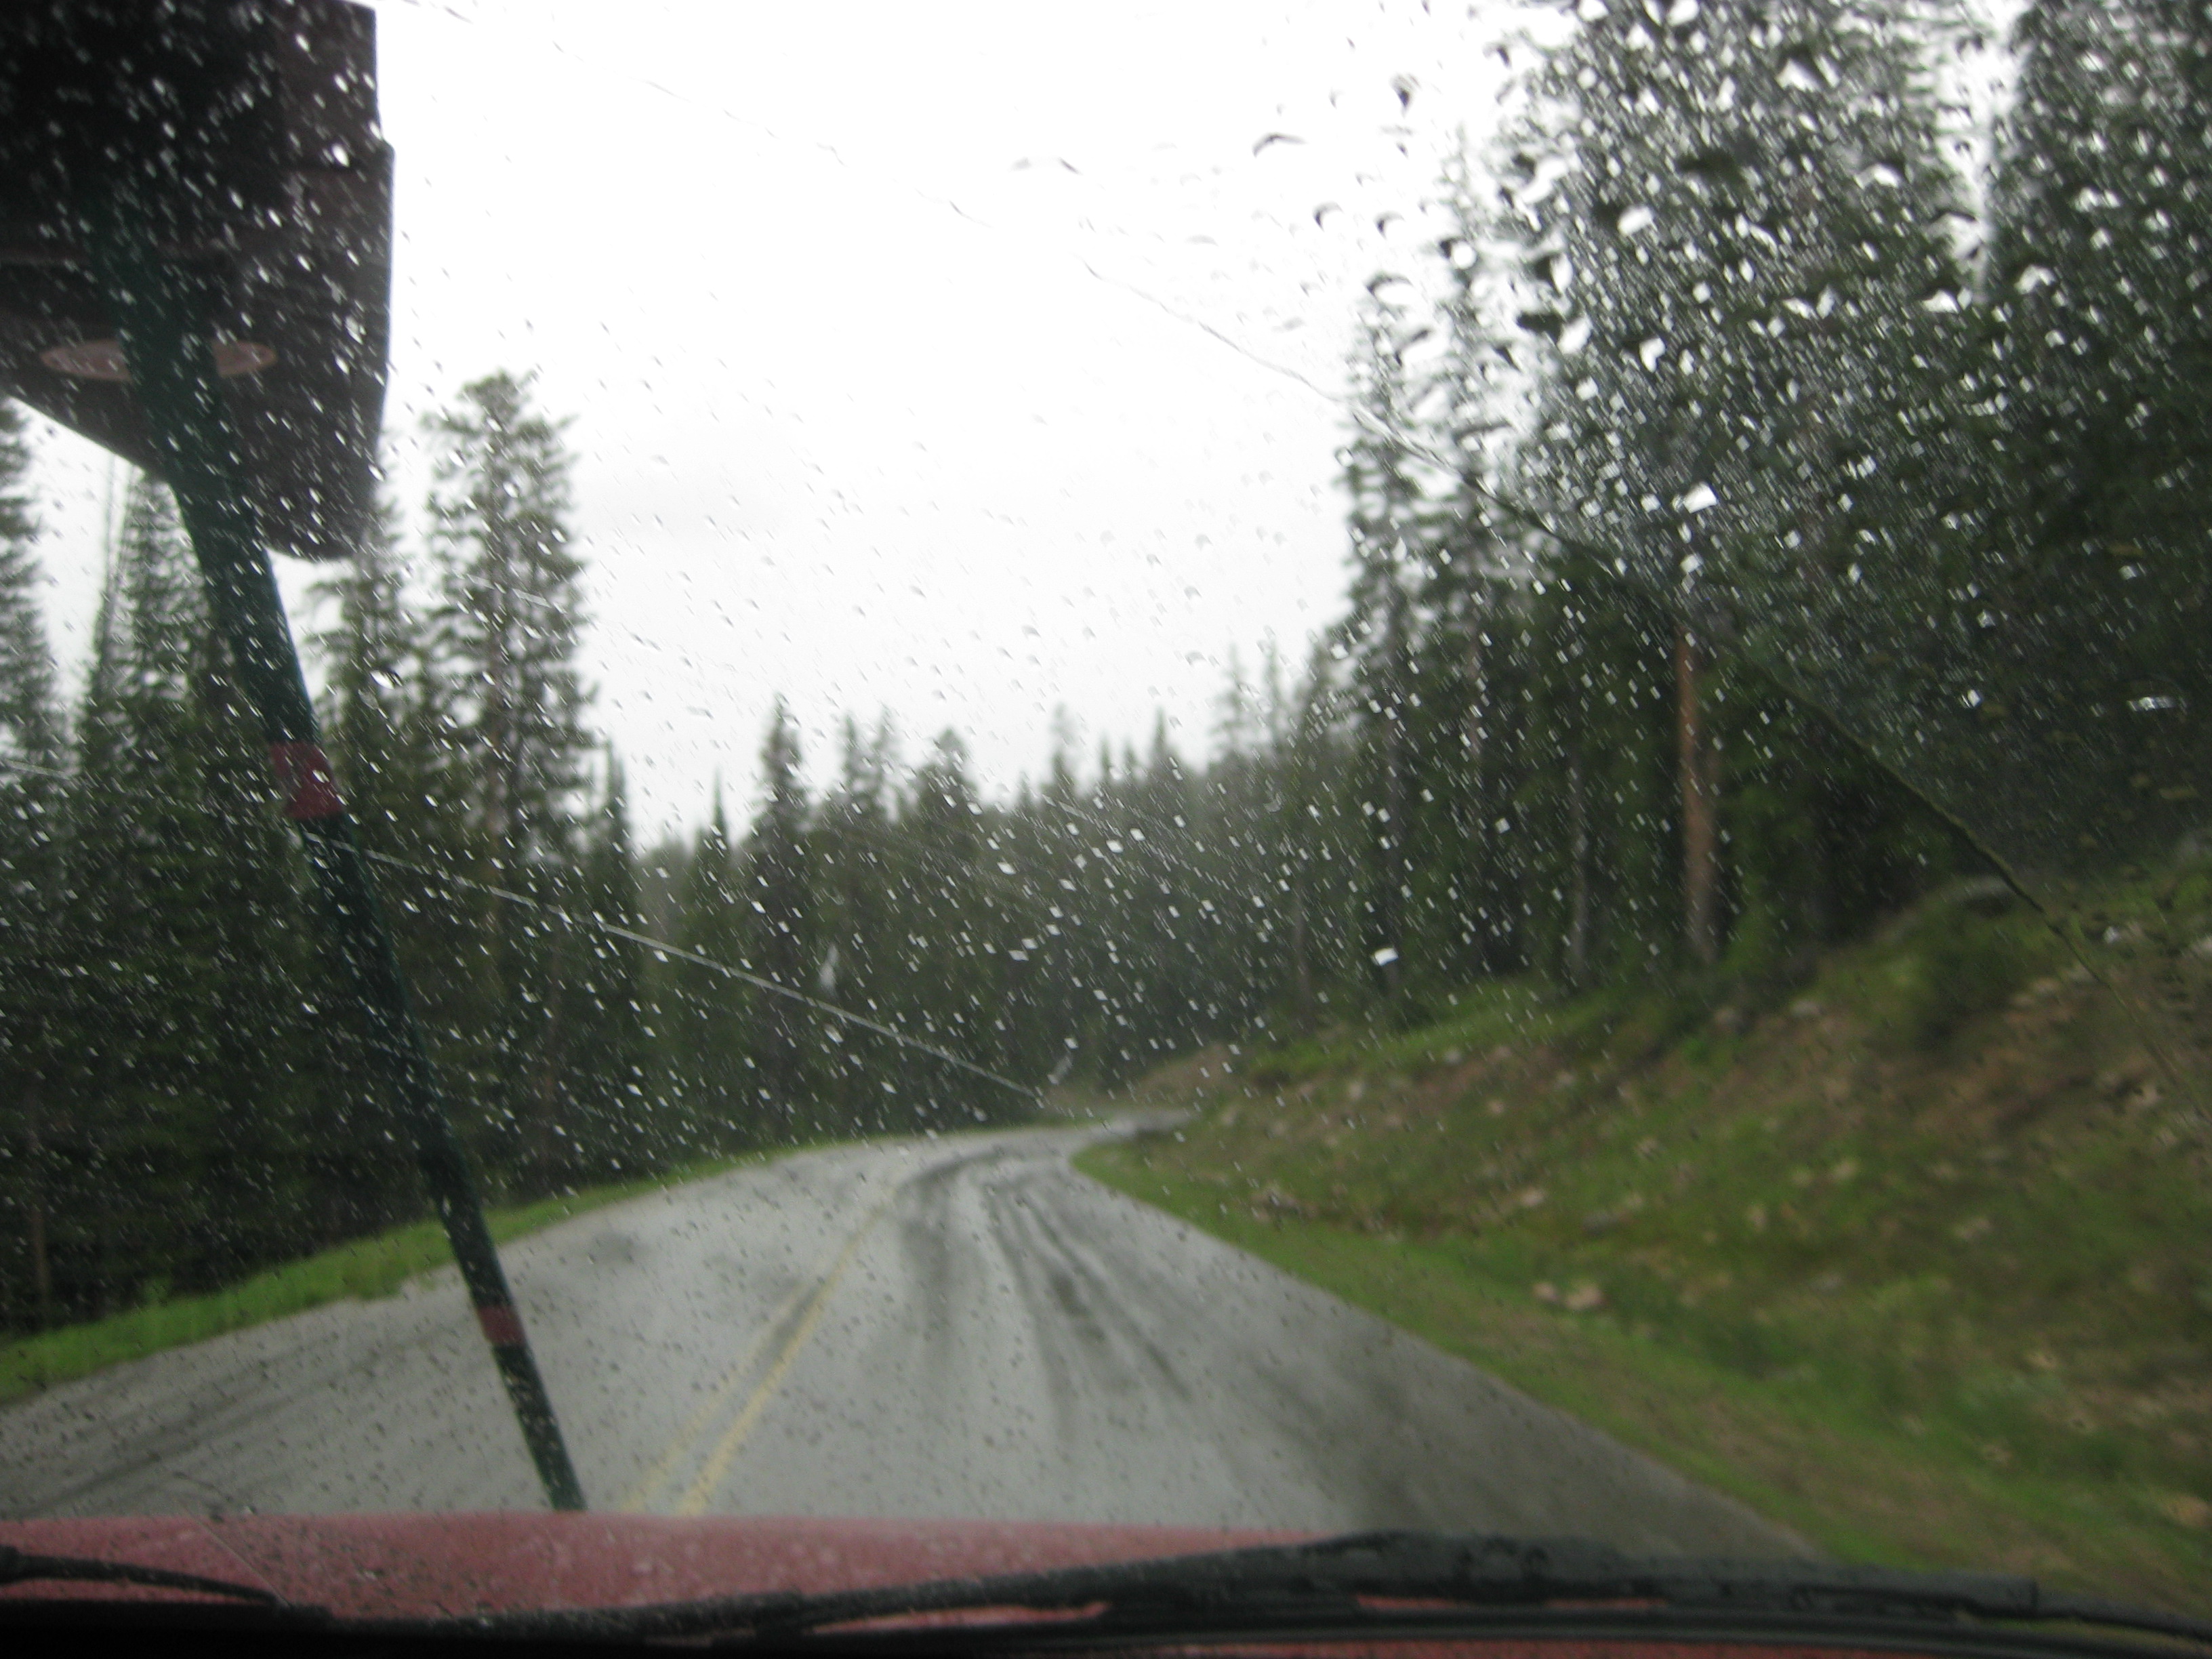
[0,1543,283,1606]
[410,1530,2212,1652]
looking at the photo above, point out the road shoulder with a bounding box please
[1075,1139,2208,1614]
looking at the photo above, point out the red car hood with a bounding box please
[0,1514,2006,1659]
[0,1513,1292,1619]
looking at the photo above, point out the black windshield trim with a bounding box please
[3,1532,2206,1656]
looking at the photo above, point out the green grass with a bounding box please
[0,1150,778,1407]
[1242,977,1565,1085]
[1074,874,2212,1617]
[1081,1147,2211,1616]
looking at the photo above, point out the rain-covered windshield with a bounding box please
[0,0,2207,1626]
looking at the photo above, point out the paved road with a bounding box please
[0,1126,1793,1554]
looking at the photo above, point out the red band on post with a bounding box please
[268,741,344,820]
[475,1303,526,1347]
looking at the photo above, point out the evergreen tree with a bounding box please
[897,731,999,1107]
[565,756,656,1176]
[1417,195,1534,987]
[743,701,813,1136]
[0,402,64,1328]
[672,789,750,1151]
[813,714,898,1128]
[304,488,445,1236]
[426,371,591,868]
[54,474,314,1315]
[1273,644,1361,1034]
[1978,0,2212,870]
[1334,291,1430,1006]
[309,485,464,881]
[424,371,594,1187]
[1507,0,1971,965]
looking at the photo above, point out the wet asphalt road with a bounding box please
[0,1124,1793,1554]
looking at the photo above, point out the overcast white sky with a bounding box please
[27,0,1533,837]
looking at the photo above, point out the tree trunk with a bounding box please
[1676,617,1721,966]
[1376,734,1407,1004]
[1374,590,1411,1002]
[24,1086,52,1327]
[1566,752,1591,988]
[1463,607,1497,975]
[1289,899,1316,1035]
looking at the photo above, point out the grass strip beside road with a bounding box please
[0,1151,776,1408]
[1076,1143,2212,1618]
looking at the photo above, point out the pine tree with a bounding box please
[304,488,445,1237]
[813,714,897,1128]
[1414,189,1534,986]
[1334,291,1430,1006]
[743,701,813,1137]
[1979,0,2212,869]
[310,488,444,859]
[54,474,314,1315]
[672,789,750,1151]
[1273,643,1360,1034]
[426,371,591,869]
[897,731,998,1109]
[424,371,594,1191]
[0,401,65,1328]
[565,756,656,1176]
[1507,0,1971,965]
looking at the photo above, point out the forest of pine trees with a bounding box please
[1,0,2207,1335]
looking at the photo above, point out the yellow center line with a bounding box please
[615,1186,899,1514]
[671,1194,895,1517]
[614,1276,813,1514]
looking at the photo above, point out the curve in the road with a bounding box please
[0,1124,1801,1562]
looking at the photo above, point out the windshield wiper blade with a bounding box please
[0,1543,284,1606]
[396,1530,2212,1652]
